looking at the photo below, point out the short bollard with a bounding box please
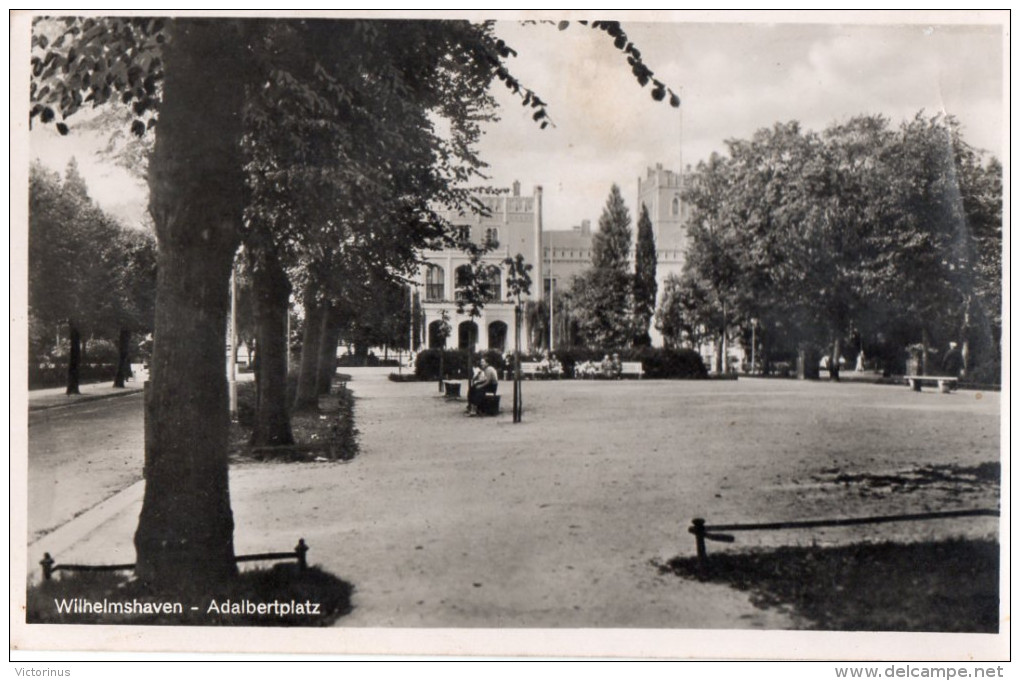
[40,553,55,581]
[295,538,309,571]
[689,518,707,565]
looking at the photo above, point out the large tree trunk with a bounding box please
[250,249,294,447]
[315,302,341,396]
[713,332,723,374]
[113,328,132,388]
[294,287,324,411]
[65,322,81,395]
[921,327,931,375]
[134,19,249,589]
[829,337,841,381]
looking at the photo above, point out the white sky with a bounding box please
[28,13,1006,234]
[481,16,1005,231]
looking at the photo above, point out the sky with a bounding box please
[27,12,1006,234]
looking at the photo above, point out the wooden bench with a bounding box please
[443,381,461,398]
[519,362,542,379]
[905,375,958,393]
[620,361,644,379]
[518,362,561,379]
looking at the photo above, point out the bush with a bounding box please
[414,349,471,380]
[542,346,707,379]
[29,363,118,389]
[632,347,708,379]
[964,356,1002,388]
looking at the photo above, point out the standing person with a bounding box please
[610,353,623,379]
[942,342,964,377]
[468,357,498,416]
[466,360,483,414]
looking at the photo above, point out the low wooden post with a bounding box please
[690,518,708,567]
[295,538,309,571]
[40,553,55,581]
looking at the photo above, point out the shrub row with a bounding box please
[29,364,118,390]
[413,347,707,380]
[542,346,707,379]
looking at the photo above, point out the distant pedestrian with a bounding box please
[942,342,964,377]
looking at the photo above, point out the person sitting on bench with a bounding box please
[467,357,498,416]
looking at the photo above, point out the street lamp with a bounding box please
[228,265,238,418]
[750,317,759,375]
[548,232,554,352]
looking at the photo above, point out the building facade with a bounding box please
[414,165,740,368]
[415,181,543,353]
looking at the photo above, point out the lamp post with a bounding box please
[548,232,554,352]
[750,317,758,375]
[228,266,238,418]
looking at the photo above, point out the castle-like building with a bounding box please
[414,165,696,354]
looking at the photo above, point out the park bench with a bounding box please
[519,362,542,378]
[620,361,644,379]
[904,375,958,393]
[518,362,561,379]
[444,381,461,397]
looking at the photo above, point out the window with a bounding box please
[672,196,681,216]
[425,264,445,301]
[484,227,500,247]
[455,264,472,303]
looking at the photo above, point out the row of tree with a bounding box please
[524,184,659,350]
[29,158,157,392]
[30,16,678,587]
[654,114,1001,378]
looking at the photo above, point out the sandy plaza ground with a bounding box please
[25,368,1001,630]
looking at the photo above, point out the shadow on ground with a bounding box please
[655,537,999,633]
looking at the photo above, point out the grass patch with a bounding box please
[231,376,359,463]
[656,538,999,632]
[27,564,353,626]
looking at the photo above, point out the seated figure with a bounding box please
[467,357,499,415]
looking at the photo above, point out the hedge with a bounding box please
[29,364,118,390]
[518,346,708,379]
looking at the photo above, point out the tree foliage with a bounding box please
[28,160,156,366]
[632,203,657,345]
[29,14,685,587]
[569,184,634,348]
[669,113,1002,375]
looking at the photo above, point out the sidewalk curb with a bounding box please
[26,479,146,585]
[28,387,144,414]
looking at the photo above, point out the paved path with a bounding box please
[27,391,145,542]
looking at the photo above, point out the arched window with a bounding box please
[484,227,500,246]
[488,321,508,351]
[425,264,445,301]
[458,321,478,350]
[671,196,681,216]
[428,320,448,349]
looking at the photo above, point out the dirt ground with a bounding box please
[29,368,1001,630]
